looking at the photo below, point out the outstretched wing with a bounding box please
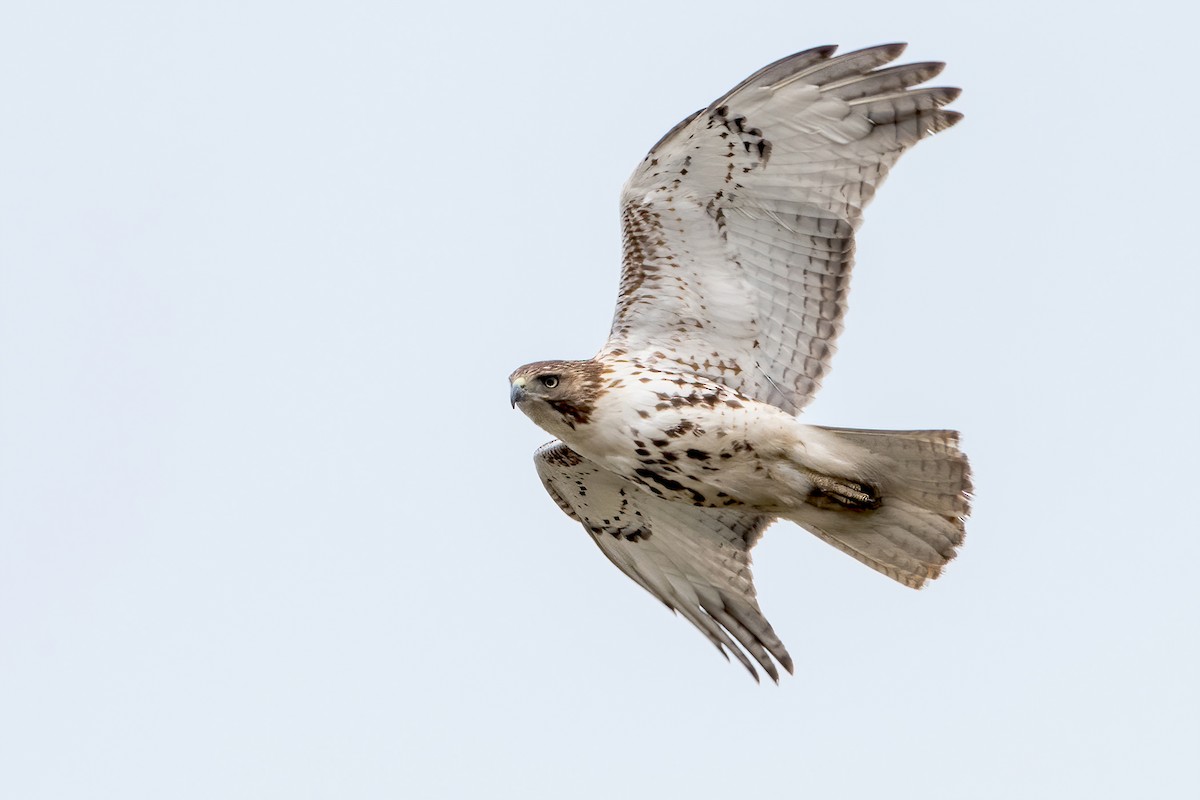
[605,43,960,412]
[534,441,789,682]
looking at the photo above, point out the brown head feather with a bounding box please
[509,359,607,429]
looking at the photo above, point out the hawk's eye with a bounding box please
[539,375,560,389]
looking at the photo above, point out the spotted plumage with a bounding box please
[510,44,971,682]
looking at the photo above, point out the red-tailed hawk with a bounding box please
[509,43,970,682]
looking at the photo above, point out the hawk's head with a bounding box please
[509,359,605,435]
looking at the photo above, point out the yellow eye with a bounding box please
[539,375,560,389]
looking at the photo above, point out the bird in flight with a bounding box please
[509,43,971,682]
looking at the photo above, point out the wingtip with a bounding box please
[763,657,786,684]
[715,641,762,682]
[849,42,907,64]
[935,110,965,132]
[937,86,964,105]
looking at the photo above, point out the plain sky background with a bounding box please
[2,1,1198,797]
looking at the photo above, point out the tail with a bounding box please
[789,427,972,589]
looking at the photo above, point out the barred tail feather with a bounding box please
[792,427,972,589]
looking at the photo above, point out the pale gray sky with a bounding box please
[2,1,1197,797]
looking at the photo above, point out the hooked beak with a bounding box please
[510,380,526,408]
